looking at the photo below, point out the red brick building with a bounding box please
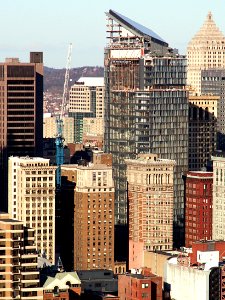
[184,171,213,247]
[118,268,162,300]
[190,240,225,264]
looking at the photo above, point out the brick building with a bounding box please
[60,162,114,271]
[118,268,162,300]
[184,171,213,247]
[190,240,225,264]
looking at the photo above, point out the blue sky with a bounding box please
[0,0,224,68]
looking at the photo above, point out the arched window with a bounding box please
[66,281,71,287]
[53,286,59,295]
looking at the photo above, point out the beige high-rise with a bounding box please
[187,12,225,95]
[125,154,175,269]
[69,77,104,143]
[8,156,57,263]
[69,77,104,117]
[0,213,43,299]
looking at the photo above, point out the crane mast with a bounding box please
[55,43,72,188]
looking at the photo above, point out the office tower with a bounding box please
[187,12,225,95]
[184,171,213,247]
[61,162,114,271]
[43,116,75,144]
[0,52,43,210]
[69,77,104,143]
[201,69,225,150]
[8,156,56,263]
[125,154,175,269]
[104,10,188,248]
[188,95,219,170]
[0,213,43,299]
[212,154,225,240]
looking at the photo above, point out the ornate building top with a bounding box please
[188,11,225,45]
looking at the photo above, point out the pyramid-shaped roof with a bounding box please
[189,12,225,44]
[106,10,168,47]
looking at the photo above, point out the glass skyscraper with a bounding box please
[104,10,188,247]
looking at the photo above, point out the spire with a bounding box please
[207,11,212,21]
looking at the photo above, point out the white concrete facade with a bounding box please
[165,257,210,300]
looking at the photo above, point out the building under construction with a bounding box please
[104,10,189,248]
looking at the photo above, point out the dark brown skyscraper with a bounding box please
[0,52,43,210]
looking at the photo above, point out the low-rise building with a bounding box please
[43,272,81,300]
[77,270,118,294]
[118,268,162,300]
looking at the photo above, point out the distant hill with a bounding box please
[44,66,104,93]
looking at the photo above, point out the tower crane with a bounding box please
[55,43,72,188]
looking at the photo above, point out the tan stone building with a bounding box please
[0,213,43,299]
[8,156,57,263]
[187,12,225,95]
[83,117,104,136]
[189,95,219,170]
[43,116,74,144]
[125,154,175,270]
[69,77,104,117]
[69,77,104,143]
[61,163,114,271]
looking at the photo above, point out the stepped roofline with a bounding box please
[106,9,168,47]
[189,11,225,43]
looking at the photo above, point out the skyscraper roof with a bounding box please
[106,9,168,46]
[189,11,225,43]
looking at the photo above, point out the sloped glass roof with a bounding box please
[109,10,167,44]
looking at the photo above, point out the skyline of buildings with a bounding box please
[1,8,225,299]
